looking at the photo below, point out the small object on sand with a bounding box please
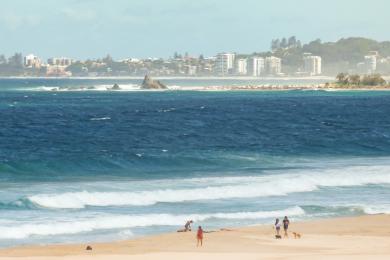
[292,232,302,239]
[86,245,93,250]
[275,235,282,239]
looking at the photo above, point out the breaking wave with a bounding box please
[26,165,390,209]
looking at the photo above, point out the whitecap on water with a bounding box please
[25,163,390,209]
[90,117,111,121]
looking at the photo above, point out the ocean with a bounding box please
[1,78,390,248]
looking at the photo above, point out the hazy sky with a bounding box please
[1,0,389,59]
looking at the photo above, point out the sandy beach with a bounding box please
[1,214,389,259]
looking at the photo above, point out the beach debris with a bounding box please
[86,245,93,250]
[220,228,234,232]
[141,75,167,89]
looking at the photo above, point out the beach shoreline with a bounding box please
[0,76,334,80]
[1,214,389,259]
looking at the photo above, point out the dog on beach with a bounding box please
[292,232,301,239]
[275,235,282,239]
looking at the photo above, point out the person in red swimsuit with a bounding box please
[197,226,204,247]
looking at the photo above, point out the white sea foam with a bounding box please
[90,117,111,121]
[0,206,304,239]
[27,164,390,209]
[28,83,188,92]
[29,84,142,92]
[361,205,390,214]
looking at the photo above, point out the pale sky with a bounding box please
[1,0,389,60]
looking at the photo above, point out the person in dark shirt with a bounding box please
[185,220,193,231]
[283,216,290,238]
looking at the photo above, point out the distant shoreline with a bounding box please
[0,76,334,80]
[0,75,388,81]
[178,85,390,91]
[1,76,389,92]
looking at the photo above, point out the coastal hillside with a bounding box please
[262,37,390,75]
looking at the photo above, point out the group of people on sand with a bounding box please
[178,220,204,247]
[274,216,290,238]
[178,216,291,246]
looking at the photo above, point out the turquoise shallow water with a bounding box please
[1,78,390,247]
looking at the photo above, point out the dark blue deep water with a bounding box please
[1,78,390,247]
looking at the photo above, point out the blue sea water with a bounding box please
[1,78,390,248]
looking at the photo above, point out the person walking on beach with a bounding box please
[275,218,281,237]
[283,216,290,238]
[197,226,204,247]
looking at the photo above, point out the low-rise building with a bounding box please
[24,54,41,69]
[186,65,197,76]
[47,57,74,66]
[46,65,72,77]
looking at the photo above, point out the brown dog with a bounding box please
[292,232,301,239]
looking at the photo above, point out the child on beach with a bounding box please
[197,226,204,247]
[275,218,281,237]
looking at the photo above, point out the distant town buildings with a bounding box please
[24,54,41,69]
[265,56,282,75]
[5,38,390,77]
[46,65,72,77]
[216,53,235,75]
[247,57,265,77]
[304,55,322,75]
[19,50,380,77]
[16,51,287,77]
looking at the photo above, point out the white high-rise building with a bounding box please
[215,53,235,75]
[235,58,247,75]
[364,55,377,73]
[24,54,41,68]
[265,56,282,75]
[304,56,322,75]
[247,57,265,77]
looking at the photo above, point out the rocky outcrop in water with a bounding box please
[107,83,121,90]
[141,75,167,89]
